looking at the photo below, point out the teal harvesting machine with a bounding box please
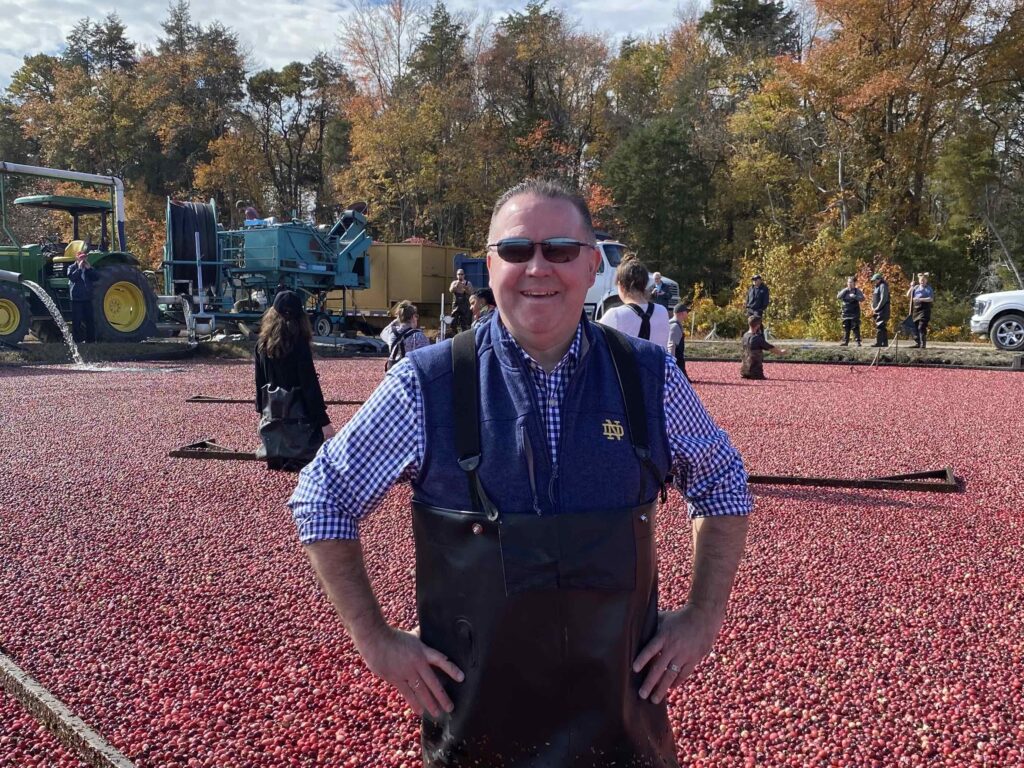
[162,199,373,338]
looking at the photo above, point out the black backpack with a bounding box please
[385,327,418,371]
[626,302,656,340]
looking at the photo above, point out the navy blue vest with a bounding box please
[408,319,671,515]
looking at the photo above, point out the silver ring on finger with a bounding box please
[667,663,682,674]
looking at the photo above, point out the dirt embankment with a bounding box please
[687,339,1022,370]
[2,337,1021,370]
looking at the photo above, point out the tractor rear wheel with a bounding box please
[92,264,160,343]
[0,284,31,346]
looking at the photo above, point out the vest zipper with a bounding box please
[548,335,589,509]
[521,424,542,514]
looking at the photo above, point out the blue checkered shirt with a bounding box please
[290,321,752,543]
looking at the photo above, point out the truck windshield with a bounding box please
[602,243,626,267]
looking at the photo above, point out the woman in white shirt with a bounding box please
[598,257,670,349]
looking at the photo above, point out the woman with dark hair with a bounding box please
[598,256,670,348]
[255,291,333,470]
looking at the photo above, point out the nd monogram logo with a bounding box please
[602,419,625,441]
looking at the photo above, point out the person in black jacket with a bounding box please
[66,245,100,343]
[745,274,770,319]
[869,272,891,347]
[836,276,865,346]
[255,291,334,469]
[649,273,674,311]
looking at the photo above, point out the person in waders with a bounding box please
[254,291,335,470]
[836,276,865,346]
[740,315,786,379]
[869,272,891,347]
[67,244,99,343]
[906,273,935,348]
[449,269,474,334]
[289,179,752,768]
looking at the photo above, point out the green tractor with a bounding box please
[0,162,159,346]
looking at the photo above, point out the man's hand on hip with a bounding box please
[632,604,722,705]
[357,625,465,718]
[303,540,464,718]
[634,514,749,706]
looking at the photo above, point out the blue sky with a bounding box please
[0,0,689,89]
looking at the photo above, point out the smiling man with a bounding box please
[289,179,752,767]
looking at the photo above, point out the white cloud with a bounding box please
[0,0,685,89]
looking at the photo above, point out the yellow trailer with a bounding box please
[325,242,477,331]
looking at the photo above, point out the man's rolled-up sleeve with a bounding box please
[288,361,423,543]
[662,357,753,518]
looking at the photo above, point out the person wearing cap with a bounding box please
[254,291,334,470]
[668,302,690,380]
[740,315,786,379]
[869,272,890,347]
[836,276,865,346]
[289,178,752,767]
[745,274,770,319]
[906,272,934,348]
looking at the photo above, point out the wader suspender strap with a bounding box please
[627,303,655,340]
[599,325,668,504]
[452,330,500,521]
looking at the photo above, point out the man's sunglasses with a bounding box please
[487,238,594,264]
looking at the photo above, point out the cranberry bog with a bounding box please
[1,359,1021,767]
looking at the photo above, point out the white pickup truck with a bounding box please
[971,289,1024,350]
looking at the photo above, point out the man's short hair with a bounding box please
[472,287,495,307]
[749,315,763,329]
[673,303,689,314]
[490,179,595,244]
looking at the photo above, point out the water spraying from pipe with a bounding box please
[22,280,84,365]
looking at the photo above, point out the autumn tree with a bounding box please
[62,14,137,75]
[246,55,354,217]
[699,0,800,58]
[8,18,144,175]
[481,1,608,185]
[0,98,35,181]
[407,2,471,88]
[603,116,717,283]
[134,1,246,194]
[339,0,426,109]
